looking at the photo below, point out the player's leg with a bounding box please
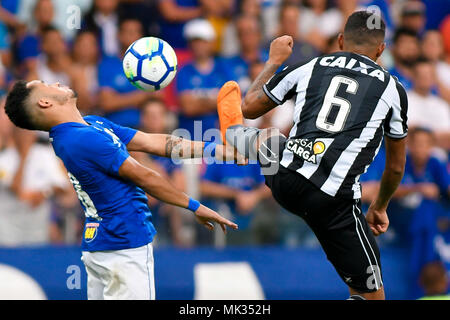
[217,81,385,299]
[310,199,385,300]
[217,81,285,172]
[102,243,155,300]
[264,170,385,300]
[81,252,106,300]
[82,244,155,300]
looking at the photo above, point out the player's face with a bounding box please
[27,80,77,106]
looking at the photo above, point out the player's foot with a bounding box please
[217,81,243,144]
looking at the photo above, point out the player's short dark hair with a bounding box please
[392,27,419,44]
[344,11,386,46]
[4,80,36,130]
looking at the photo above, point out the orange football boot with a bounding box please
[217,81,244,144]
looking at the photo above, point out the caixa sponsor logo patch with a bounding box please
[84,223,99,242]
[286,138,326,164]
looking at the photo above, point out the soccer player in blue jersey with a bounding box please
[4,80,239,300]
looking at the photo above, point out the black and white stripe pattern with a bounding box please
[352,203,383,290]
[263,52,408,199]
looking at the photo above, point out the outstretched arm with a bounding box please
[241,36,293,119]
[126,131,246,163]
[118,155,238,232]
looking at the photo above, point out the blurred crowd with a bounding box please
[0,0,448,298]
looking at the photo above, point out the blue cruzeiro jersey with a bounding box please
[50,115,156,251]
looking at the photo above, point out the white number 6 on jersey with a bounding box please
[316,75,359,133]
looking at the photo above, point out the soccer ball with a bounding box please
[123,37,177,91]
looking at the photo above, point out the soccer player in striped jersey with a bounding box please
[217,11,408,300]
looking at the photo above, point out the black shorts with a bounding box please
[262,139,383,293]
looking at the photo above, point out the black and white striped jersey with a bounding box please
[263,51,408,199]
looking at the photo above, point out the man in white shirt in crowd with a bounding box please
[406,58,450,150]
[0,105,71,246]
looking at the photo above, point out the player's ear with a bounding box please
[376,42,386,59]
[338,33,344,51]
[37,98,53,109]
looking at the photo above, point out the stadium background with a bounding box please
[0,0,449,300]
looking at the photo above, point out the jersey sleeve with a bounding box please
[263,58,317,105]
[384,78,408,139]
[84,116,137,145]
[77,131,130,176]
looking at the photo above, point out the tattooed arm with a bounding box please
[126,131,245,162]
[242,35,293,119]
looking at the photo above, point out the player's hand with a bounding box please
[194,204,238,233]
[268,35,293,65]
[365,205,389,236]
[215,144,248,165]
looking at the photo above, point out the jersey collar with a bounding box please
[49,121,88,138]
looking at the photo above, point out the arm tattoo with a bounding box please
[165,135,184,158]
[247,63,280,99]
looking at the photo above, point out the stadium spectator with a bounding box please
[97,18,156,128]
[220,0,262,57]
[201,0,234,53]
[158,0,203,51]
[406,58,450,150]
[418,261,450,300]
[70,30,100,114]
[14,0,54,78]
[389,27,421,90]
[434,209,450,286]
[81,0,120,58]
[0,5,22,73]
[13,0,92,41]
[398,0,427,35]
[299,0,343,52]
[200,161,273,246]
[0,121,71,246]
[336,0,362,22]
[26,26,73,87]
[272,2,319,66]
[389,128,449,250]
[259,0,284,43]
[118,0,160,37]
[176,19,229,140]
[420,24,450,104]
[134,98,188,247]
[223,15,268,94]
